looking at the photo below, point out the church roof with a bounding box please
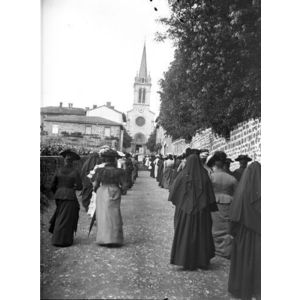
[138,44,147,78]
[44,115,122,126]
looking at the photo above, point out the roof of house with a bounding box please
[43,115,123,126]
[41,106,86,115]
[88,105,123,115]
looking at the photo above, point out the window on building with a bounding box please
[85,126,92,135]
[142,88,146,103]
[138,88,142,103]
[52,124,59,134]
[104,127,111,137]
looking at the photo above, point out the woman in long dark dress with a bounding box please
[168,154,218,270]
[228,162,261,300]
[80,152,101,212]
[49,150,83,247]
[92,149,127,247]
[156,156,164,185]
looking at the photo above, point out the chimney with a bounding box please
[68,103,73,108]
[59,102,63,108]
[93,104,97,109]
[106,101,111,108]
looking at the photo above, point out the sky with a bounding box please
[41,0,175,117]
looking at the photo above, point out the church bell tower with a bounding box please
[133,44,151,106]
[126,43,155,155]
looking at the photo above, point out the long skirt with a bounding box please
[154,164,158,178]
[228,224,261,300]
[150,163,155,178]
[125,171,133,189]
[49,199,80,247]
[168,169,178,189]
[162,167,173,189]
[96,184,124,245]
[157,164,164,184]
[211,203,232,258]
[170,207,215,270]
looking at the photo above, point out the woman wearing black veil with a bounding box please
[168,154,218,270]
[228,162,261,300]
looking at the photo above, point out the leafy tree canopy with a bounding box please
[123,128,132,149]
[146,129,157,152]
[157,0,260,139]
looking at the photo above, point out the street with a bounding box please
[41,171,231,299]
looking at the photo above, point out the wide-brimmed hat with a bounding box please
[101,149,119,158]
[235,154,252,162]
[59,149,81,161]
[206,151,227,167]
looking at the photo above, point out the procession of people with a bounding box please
[145,148,260,300]
[46,145,260,300]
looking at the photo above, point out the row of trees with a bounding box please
[157,0,260,140]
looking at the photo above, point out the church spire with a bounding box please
[138,43,147,79]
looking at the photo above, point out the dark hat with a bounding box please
[235,154,252,162]
[101,149,119,158]
[59,149,81,161]
[226,158,234,163]
[207,151,227,167]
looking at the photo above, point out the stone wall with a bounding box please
[160,119,261,170]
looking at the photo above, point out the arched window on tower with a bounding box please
[142,88,146,103]
[138,88,142,103]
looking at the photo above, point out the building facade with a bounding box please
[86,101,125,125]
[126,44,155,153]
[43,115,123,148]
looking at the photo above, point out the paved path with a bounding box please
[41,171,231,299]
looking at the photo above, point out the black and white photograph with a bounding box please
[39,0,262,299]
[2,0,300,299]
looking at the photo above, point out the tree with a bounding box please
[146,129,157,152]
[122,128,132,149]
[157,0,260,138]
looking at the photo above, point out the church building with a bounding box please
[126,44,155,154]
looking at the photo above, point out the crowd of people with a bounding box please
[47,146,139,248]
[44,144,260,300]
[144,149,261,300]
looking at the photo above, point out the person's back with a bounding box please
[211,170,237,204]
